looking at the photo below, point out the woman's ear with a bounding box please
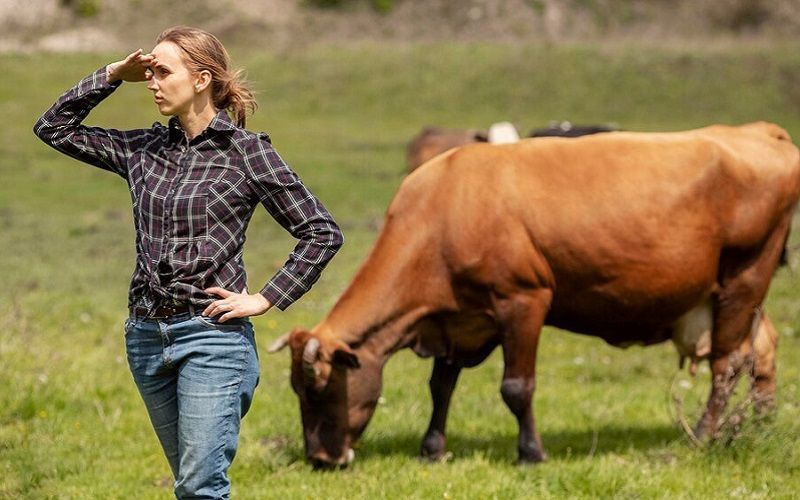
[194,69,212,94]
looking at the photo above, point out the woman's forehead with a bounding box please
[150,41,184,66]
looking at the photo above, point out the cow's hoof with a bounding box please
[518,446,546,465]
[752,393,777,418]
[691,419,718,444]
[420,431,446,461]
[691,424,708,443]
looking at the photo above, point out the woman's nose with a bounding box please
[146,78,158,91]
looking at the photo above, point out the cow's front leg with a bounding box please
[420,357,462,460]
[497,290,551,464]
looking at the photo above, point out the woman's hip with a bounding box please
[125,313,258,378]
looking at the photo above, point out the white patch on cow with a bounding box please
[488,121,520,144]
[671,299,713,368]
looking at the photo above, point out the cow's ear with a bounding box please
[332,344,360,369]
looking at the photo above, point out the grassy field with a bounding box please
[2,42,800,498]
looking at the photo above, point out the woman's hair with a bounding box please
[156,26,257,127]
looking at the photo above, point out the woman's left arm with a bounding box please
[204,134,344,321]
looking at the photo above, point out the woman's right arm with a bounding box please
[33,50,154,179]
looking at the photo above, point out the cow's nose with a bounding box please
[308,448,355,469]
[309,456,333,470]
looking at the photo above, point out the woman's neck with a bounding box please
[177,99,218,140]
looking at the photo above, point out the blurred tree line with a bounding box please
[305,0,779,32]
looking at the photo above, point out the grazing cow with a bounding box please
[271,122,800,468]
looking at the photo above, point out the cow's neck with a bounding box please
[316,224,453,364]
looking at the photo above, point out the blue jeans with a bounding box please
[124,312,259,499]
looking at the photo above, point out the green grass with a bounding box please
[2,41,800,498]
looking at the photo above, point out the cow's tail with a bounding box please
[779,244,789,267]
[778,218,795,268]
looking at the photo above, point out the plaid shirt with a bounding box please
[34,67,343,312]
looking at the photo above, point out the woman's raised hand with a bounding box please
[106,49,155,84]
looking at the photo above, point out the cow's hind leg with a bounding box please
[750,313,778,415]
[496,290,551,464]
[696,302,757,440]
[420,357,462,460]
[696,217,790,440]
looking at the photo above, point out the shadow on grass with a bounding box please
[356,423,681,464]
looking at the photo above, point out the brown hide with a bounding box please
[290,122,800,466]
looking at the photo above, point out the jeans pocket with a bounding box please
[194,314,247,331]
[123,317,134,336]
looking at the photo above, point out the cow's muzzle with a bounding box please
[309,448,355,470]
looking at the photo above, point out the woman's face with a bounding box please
[146,41,198,117]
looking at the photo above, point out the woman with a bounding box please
[34,26,343,498]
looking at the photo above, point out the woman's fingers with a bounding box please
[203,289,235,316]
[106,50,154,83]
[202,300,224,317]
[204,298,244,322]
[218,301,246,322]
[125,49,143,63]
[218,311,238,323]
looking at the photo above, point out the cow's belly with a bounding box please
[541,226,720,342]
[546,272,715,345]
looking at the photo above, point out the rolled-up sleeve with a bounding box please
[33,66,149,179]
[244,134,344,310]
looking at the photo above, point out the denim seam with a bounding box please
[211,331,248,494]
[157,320,173,368]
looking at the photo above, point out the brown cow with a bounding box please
[271,122,800,467]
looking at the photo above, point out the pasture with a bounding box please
[2,42,800,498]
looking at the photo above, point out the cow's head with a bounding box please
[268,328,382,468]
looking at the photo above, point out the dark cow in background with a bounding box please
[406,121,618,172]
[272,122,799,468]
[529,121,619,138]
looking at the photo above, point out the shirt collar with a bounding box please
[168,109,237,143]
[208,109,238,133]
